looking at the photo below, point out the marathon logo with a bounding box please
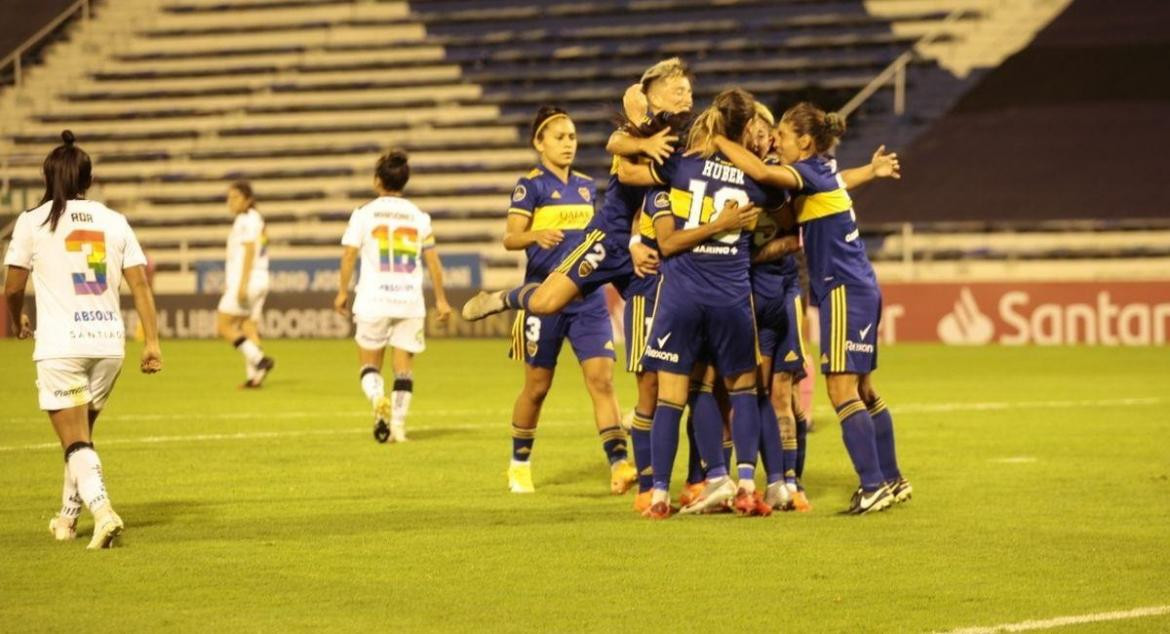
[53,385,86,398]
[644,347,680,363]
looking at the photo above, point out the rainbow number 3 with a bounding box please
[372,225,420,273]
[65,229,108,295]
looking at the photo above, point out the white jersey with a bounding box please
[225,208,269,289]
[341,196,435,319]
[4,199,147,360]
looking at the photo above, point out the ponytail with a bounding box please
[686,88,756,158]
[39,129,92,231]
[782,102,847,154]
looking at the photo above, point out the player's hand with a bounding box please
[630,242,660,278]
[333,290,351,317]
[434,298,452,323]
[871,145,901,180]
[715,200,760,231]
[17,313,33,339]
[140,341,163,374]
[639,127,677,165]
[622,83,648,124]
[534,229,564,249]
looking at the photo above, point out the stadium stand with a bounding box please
[5,0,1154,292]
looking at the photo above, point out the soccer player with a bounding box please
[4,130,163,549]
[616,88,788,518]
[501,106,636,495]
[333,149,451,444]
[711,102,911,515]
[215,180,274,388]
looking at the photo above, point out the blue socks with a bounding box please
[836,400,884,491]
[757,396,784,485]
[511,423,535,462]
[598,425,629,465]
[650,400,685,492]
[795,412,809,480]
[868,397,902,482]
[630,411,654,492]
[504,283,540,310]
[691,386,727,479]
[729,389,761,482]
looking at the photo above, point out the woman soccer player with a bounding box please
[711,102,911,515]
[500,106,636,495]
[4,130,163,549]
[216,181,274,388]
[334,149,451,443]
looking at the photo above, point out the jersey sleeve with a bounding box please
[507,177,539,218]
[419,212,436,250]
[2,213,32,269]
[341,208,363,248]
[239,213,263,243]
[647,186,673,220]
[648,150,681,186]
[790,160,829,195]
[120,217,148,269]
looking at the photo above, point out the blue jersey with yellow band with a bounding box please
[639,186,669,251]
[786,155,877,304]
[649,150,787,303]
[750,157,798,301]
[508,166,597,283]
[589,156,647,241]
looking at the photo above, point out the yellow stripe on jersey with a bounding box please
[669,187,759,231]
[782,164,804,190]
[610,155,621,175]
[508,207,534,217]
[553,229,605,274]
[649,162,666,186]
[638,209,658,240]
[832,286,848,372]
[526,168,543,179]
[795,187,853,224]
[530,204,594,231]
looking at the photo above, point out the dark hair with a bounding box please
[615,109,695,146]
[375,149,410,191]
[782,102,847,154]
[229,180,254,201]
[688,88,757,158]
[39,130,92,231]
[530,105,570,146]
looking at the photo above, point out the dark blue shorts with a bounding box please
[755,281,807,380]
[552,229,637,298]
[819,284,880,375]
[621,273,658,373]
[510,291,615,369]
[641,273,759,377]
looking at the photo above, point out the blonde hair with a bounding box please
[639,57,691,92]
[753,102,775,127]
[687,88,757,159]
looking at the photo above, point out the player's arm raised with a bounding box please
[124,265,162,373]
[711,135,802,189]
[654,200,760,257]
[421,242,451,322]
[334,246,359,317]
[840,145,901,189]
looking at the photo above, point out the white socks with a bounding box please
[66,446,110,514]
[59,465,82,522]
[391,386,412,426]
[360,367,385,405]
[236,338,264,365]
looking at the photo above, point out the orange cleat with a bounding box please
[792,489,812,512]
[643,501,673,520]
[633,490,653,513]
[678,481,705,507]
[733,489,772,517]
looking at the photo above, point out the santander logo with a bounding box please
[936,288,995,345]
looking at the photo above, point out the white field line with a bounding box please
[939,604,1170,633]
[0,397,1163,454]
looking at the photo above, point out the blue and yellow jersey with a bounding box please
[586,155,647,241]
[638,186,670,252]
[508,166,596,283]
[787,155,877,304]
[649,150,787,303]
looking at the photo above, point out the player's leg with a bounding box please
[509,364,554,494]
[240,316,274,387]
[678,361,737,515]
[354,317,392,442]
[464,267,581,320]
[630,370,657,510]
[648,370,690,517]
[385,317,425,442]
[859,373,911,503]
[217,285,267,387]
[825,372,889,512]
[758,357,789,511]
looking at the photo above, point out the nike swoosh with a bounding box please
[656,333,671,348]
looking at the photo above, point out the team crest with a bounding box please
[577,259,596,278]
[654,191,670,210]
[578,187,592,202]
[512,184,527,202]
[526,340,539,358]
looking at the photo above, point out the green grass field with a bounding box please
[1,339,1168,632]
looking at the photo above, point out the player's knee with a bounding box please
[524,377,552,403]
[826,379,859,408]
[584,372,614,397]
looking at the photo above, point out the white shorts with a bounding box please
[354,316,426,353]
[218,283,269,321]
[35,357,124,411]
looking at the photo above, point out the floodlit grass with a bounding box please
[1,339,1168,632]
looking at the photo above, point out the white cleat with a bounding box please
[461,290,507,321]
[87,509,124,550]
[764,480,794,511]
[678,476,736,515]
[389,422,407,443]
[507,461,535,493]
[49,516,77,541]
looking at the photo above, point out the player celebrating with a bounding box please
[712,102,911,515]
[502,106,636,495]
[215,180,274,388]
[4,130,163,549]
[334,150,452,444]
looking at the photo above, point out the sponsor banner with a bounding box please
[193,254,482,294]
[838,281,1170,345]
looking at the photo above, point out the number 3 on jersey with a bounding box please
[65,229,108,294]
[371,225,419,273]
[685,179,749,245]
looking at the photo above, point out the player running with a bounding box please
[501,106,636,495]
[4,130,163,549]
[334,149,452,444]
[712,102,912,515]
[216,180,275,388]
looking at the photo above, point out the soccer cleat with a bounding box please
[633,491,652,513]
[49,516,77,541]
[461,290,507,321]
[733,489,772,517]
[610,460,637,495]
[678,481,706,507]
[508,461,535,494]
[389,421,407,443]
[678,476,735,515]
[791,489,812,512]
[890,478,913,504]
[764,481,794,511]
[86,509,124,550]
[642,501,672,520]
[373,396,392,443]
[843,484,894,515]
[250,356,275,387]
